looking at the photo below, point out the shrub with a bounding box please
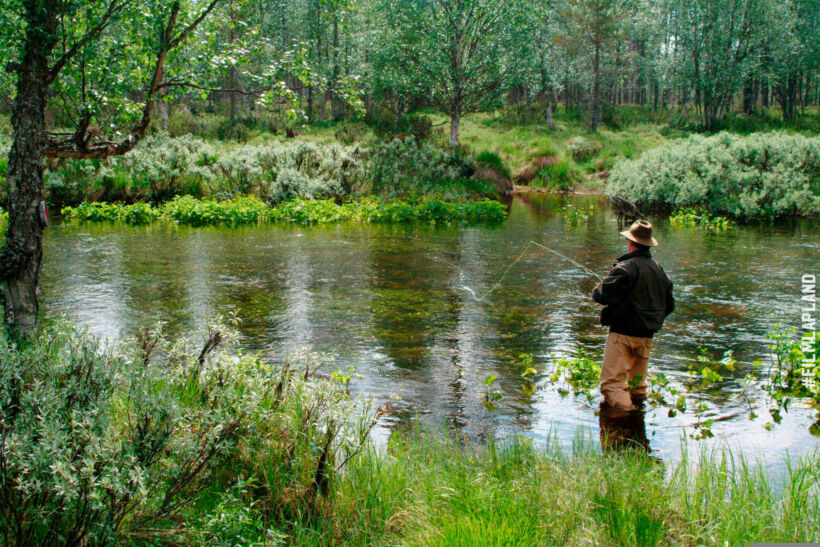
[607,132,820,218]
[0,321,376,545]
[168,108,198,137]
[474,150,511,179]
[566,136,602,162]
[217,119,251,142]
[408,116,433,141]
[534,157,579,190]
[369,136,474,197]
[42,134,496,206]
[334,124,368,145]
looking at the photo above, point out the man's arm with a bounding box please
[665,283,675,317]
[592,265,633,305]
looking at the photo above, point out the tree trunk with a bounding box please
[229,1,237,126]
[591,39,601,131]
[1,2,59,335]
[330,12,343,120]
[449,107,461,147]
[546,91,555,131]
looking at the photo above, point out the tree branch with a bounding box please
[48,0,133,82]
[43,0,224,159]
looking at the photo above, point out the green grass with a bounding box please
[281,429,820,546]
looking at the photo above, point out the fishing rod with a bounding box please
[462,240,603,302]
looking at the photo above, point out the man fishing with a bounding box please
[592,220,675,412]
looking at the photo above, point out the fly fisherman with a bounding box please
[592,220,675,412]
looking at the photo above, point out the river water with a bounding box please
[41,195,820,467]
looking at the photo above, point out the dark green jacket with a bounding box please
[592,248,675,338]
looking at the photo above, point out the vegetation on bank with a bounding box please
[0,321,378,546]
[61,195,508,227]
[1,324,818,546]
[607,132,820,219]
[0,133,501,209]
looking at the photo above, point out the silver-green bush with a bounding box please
[0,321,375,544]
[606,132,820,218]
[40,134,481,205]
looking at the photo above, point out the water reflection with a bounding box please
[40,195,820,468]
[598,402,650,454]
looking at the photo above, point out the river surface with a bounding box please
[41,195,820,468]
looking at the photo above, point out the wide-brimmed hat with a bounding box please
[620,219,658,247]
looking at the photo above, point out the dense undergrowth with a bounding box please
[1,107,818,212]
[0,133,496,208]
[607,132,820,219]
[61,195,509,226]
[1,324,819,546]
[0,321,378,546]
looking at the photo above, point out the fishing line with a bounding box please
[462,240,603,302]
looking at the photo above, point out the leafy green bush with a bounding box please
[368,136,474,197]
[168,108,199,137]
[0,321,376,545]
[607,132,820,218]
[334,123,368,145]
[566,136,601,162]
[533,157,579,190]
[217,118,256,142]
[40,133,497,206]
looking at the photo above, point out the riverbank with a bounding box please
[2,324,818,546]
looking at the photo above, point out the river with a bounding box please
[41,194,820,467]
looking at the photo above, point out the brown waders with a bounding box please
[599,331,652,411]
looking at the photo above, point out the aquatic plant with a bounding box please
[62,196,508,227]
[684,347,736,438]
[483,374,503,409]
[548,349,601,402]
[542,334,819,439]
[760,325,820,426]
[669,207,732,230]
[60,201,160,225]
[607,132,820,219]
[162,195,270,226]
[561,203,595,226]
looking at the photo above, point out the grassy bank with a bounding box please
[61,195,508,226]
[2,324,818,546]
[306,431,820,546]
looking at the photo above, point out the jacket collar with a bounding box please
[616,247,652,262]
